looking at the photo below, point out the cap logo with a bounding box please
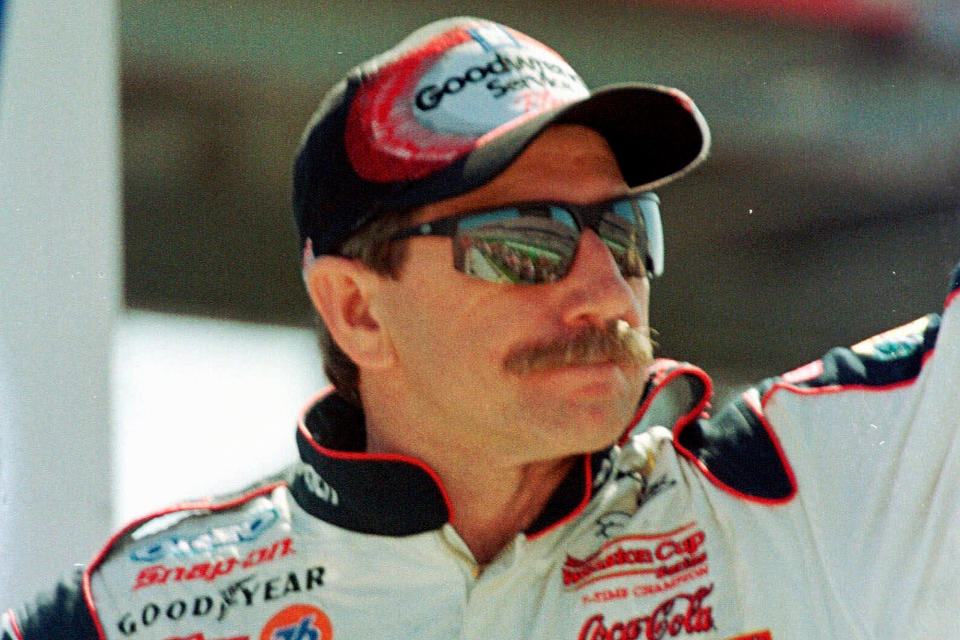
[413,38,584,118]
[344,22,589,183]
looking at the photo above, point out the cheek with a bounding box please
[381,279,494,371]
[393,305,507,397]
[393,289,534,385]
[385,243,557,373]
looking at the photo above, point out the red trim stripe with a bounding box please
[945,285,960,311]
[621,361,713,446]
[763,372,920,400]
[3,610,25,640]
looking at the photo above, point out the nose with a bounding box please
[557,230,647,329]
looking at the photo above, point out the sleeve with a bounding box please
[2,569,99,640]
[750,273,960,626]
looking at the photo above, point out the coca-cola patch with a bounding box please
[577,584,715,640]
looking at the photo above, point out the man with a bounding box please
[5,16,960,639]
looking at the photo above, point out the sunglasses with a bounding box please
[389,192,663,284]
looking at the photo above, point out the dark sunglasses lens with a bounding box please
[450,207,579,283]
[601,196,663,278]
[444,195,662,283]
[600,200,647,278]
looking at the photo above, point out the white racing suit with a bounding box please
[5,269,960,639]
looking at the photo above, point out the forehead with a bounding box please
[412,125,628,223]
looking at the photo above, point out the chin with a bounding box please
[514,369,644,452]
[548,399,639,454]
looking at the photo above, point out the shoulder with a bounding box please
[672,307,947,504]
[771,314,940,393]
[90,472,294,596]
[5,470,296,640]
[759,262,959,398]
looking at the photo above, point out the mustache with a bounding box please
[503,320,655,375]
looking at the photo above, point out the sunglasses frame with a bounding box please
[389,192,663,283]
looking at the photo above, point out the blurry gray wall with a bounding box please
[120,0,960,396]
[0,0,120,602]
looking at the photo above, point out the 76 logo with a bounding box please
[260,606,332,640]
[273,616,318,640]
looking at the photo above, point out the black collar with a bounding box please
[290,390,614,537]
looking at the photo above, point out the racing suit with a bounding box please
[4,270,960,639]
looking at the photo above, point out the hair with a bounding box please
[314,211,413,406]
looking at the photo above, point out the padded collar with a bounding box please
[291,390,612,537]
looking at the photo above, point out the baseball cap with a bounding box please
[293,16,710,259]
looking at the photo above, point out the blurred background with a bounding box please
[3,0,960,602]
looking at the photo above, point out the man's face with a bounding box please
[375,124,653,463]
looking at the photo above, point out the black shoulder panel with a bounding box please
[6,569,98,640]
[676,397,795,502]
[793,314,940,390]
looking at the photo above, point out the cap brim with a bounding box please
[393,83,710,213]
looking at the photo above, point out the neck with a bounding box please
[439,457,577,565]
[363,408,576,565]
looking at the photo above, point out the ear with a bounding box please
[303,257,396,370]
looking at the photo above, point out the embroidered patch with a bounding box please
[851,316,930,360]
[577,584,715,639]
[565,522,709,599]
